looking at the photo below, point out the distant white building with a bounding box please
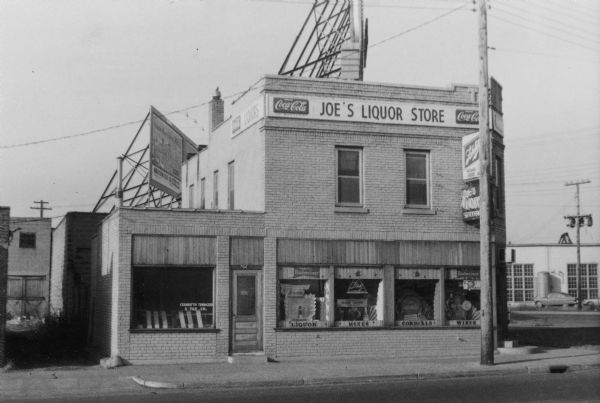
[506,243,599,302]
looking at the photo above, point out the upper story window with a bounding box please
[228,161,235,210]
[188,184,195,208]
[213,170,219,209]
[19,233,36,249]
[336,147,362,205]
[405,151,430,208]
[200,178,206,209]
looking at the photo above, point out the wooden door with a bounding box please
[232,270,262,352]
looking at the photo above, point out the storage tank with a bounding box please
[536,271,550,298]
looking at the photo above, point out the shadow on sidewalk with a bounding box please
[6,321,96,370]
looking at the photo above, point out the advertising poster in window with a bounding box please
[334,267,383,327]
[395,277,439,327]
[278,267,329,328]
[149,106,197,197]
[446,268,481,326]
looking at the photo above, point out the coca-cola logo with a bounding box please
[273,98,309,114]
[456,110,479,125]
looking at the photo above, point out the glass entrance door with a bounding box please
[232,270,262,352]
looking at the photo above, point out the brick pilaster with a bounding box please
[262,236,277,357]
[215,236,230,356]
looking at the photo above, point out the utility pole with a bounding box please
[564,179,592,311]
[30,200,52,218]
[478,0,494,366]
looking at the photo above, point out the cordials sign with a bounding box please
[268,95,479,128]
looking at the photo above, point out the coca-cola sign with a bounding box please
[273,97,309,115]
[455,109,479,125]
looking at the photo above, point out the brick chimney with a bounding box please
[208,87,224,133]
[336,0,365,81]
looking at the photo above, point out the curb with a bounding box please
[131,362,600,391]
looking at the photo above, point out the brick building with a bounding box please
[7,217,52,319]
[92,75,506,364]
[50,212,107,336]
[0,207,9,367]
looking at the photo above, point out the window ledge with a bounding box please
[275,326,480,332]
[129,328,220,334]
[335,206,369,214]
[403,207,436,215]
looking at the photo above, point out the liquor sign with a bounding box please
[461,181,480,221]
[267,94,479,129]
[282,320,326,328]
[462,131,480,181]
[491,109,504,136]
[231,97,264,138]
[149,106,197,197]
[490,77,503,114]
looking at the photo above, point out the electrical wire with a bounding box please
[0,87,252,150]
[496,1,600,40]
[490,14,599,52]
[368,2,470,49]
[493,3,600,46]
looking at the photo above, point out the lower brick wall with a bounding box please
[127,332,222,363]
[275,329,479,358]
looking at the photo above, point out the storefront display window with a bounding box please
[445,268,480,326]
[278,266,330,328]
[132,267,214,329]
[334,267,383,327]
[395,268,440,326]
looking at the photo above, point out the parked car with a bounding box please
[534,292,578,309]
[583,298,600,311]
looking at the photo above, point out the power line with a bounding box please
[490,14,599,52]
[490,46,599,63]
[532,0,600,26]
[0,88,249,149]
[493,3,600,46]
[368,2,470,49]
[496,1,600,40]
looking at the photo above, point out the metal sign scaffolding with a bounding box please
[279,0,366,79]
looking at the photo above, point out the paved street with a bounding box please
[11,369,600,403]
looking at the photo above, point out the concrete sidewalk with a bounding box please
[1,347,600,400]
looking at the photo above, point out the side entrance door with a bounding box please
[232,270,262,353]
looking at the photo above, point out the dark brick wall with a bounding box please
[0,207,10,366]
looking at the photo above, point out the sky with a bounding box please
[1,0,599,244]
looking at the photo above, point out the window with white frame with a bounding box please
[567,263,598,299]
[405,151,430,207]
[336,147,362,205]
[507,263,534,302]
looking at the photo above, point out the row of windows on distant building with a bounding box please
[507,263,599,301]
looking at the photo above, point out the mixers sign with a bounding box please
[267,95,479,128]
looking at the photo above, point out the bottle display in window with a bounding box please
[445,271,481,325]
[278,267,330,328]
[395,280,438,326]
[334,267,383,327]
